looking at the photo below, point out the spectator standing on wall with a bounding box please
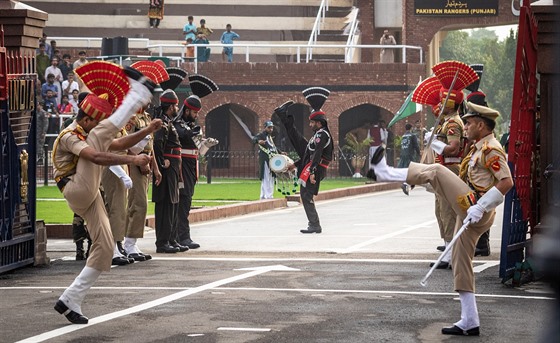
[379,29,397,63]
[148,0,164,28]
[183,16,197,43]
[220,24,240,63]
[194,34,211,62]
[197,19,213,38]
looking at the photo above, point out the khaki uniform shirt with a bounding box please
[464,133,511,194]
[126,112,153,154]
[434,112,464,165]
[53,121,89,180]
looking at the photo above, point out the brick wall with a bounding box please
[185,61,425,144]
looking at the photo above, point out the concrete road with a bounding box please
[1,189,554,343]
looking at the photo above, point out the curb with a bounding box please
[45,182,400,239]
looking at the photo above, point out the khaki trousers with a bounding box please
[62,120,119,272]
[125,164,150,238]
[101,165,127,242]
[407,162,495,293]
[435,164,460,242]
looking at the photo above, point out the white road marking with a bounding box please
[217,327,271,332]
[15,265,298,343]
[334,219,438,254]
[4,286,553,300]
[473,261,500,273]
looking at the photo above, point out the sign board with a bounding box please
[414,0,499,16]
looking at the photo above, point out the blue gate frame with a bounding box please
[0,27,37,273]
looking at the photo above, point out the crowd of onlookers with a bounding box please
[182,16,240,63]
[36,33,89,163]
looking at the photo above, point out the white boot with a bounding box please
[58,266,102,316]
[108,79,153,129]
[369,155,408,182]
[124,237,139,254]
[454,291,480,330]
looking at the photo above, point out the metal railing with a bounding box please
[147,43,423,73]
[36,149,401,185]
[307,0,330,62]
[49,36,150,50]
[344,7,360,63]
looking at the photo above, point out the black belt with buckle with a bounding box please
[56,175,72,192]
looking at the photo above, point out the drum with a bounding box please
[269,154,294,173]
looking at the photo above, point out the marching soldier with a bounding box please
[173,74,218,249]
[275,87,334,234]
[368,102,513,336]
[52,62,158,324]
[412,61,478,268]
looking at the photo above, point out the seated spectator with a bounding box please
[194,34,211,62]
[41,73,60,100]
[73,50,88,69]
[59,53,74,80]
[148,0,164,28]
[61,71,79,96]
[58,94,74,114]
[69,89,80,113]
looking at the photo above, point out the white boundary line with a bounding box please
[15,266,287,343]
[334,219,437,254]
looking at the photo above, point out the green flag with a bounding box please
[388,91,421,128]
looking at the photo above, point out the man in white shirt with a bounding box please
[45,57,63,104]
[69,89,80,114]
[61,71,79,96]
[73,51,88,69]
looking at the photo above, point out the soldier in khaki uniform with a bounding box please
[368,101,513,336]
[428,91,466,269]
[123,107,161,260]
[52,64,160,324]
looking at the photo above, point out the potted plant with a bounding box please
[342,132,372,177]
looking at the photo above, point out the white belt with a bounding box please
[181,148,199,155]
[444,157,462,163]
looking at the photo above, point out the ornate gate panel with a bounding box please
[499,3,539,281]
[0,28,37,273]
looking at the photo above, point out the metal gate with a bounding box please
[499,3,539,281]
[0,27,37,273]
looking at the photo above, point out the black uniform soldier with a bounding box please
[275,87,334,233]
[173,74,218,249]
[152,90,187,253]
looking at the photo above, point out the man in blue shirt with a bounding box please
[220,24,240,63]
[183,16,197,42]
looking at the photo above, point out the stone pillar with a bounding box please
[0,0,47,55]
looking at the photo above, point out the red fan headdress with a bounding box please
[75,61,130,120]
[131,60,170,85]
[412,76,443,117]
[431,60,479,109]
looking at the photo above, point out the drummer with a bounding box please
[252,120,284,199]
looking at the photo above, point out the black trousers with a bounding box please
[300,182,321,229]
[155,200,177,247]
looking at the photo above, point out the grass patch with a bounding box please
[37,177,369,223]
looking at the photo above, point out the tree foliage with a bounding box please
[440,28,518,134]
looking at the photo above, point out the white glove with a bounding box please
[464,203,484,224]
[430,140,447,155]
[463,187,504,224]
[129,135,151,155]
[199,137,219,156]
[424,128,434,145]
[109,165,133,189]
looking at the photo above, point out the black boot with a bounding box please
[75,240,85,261]
[475,230,490,256]
[116,241,127,256]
